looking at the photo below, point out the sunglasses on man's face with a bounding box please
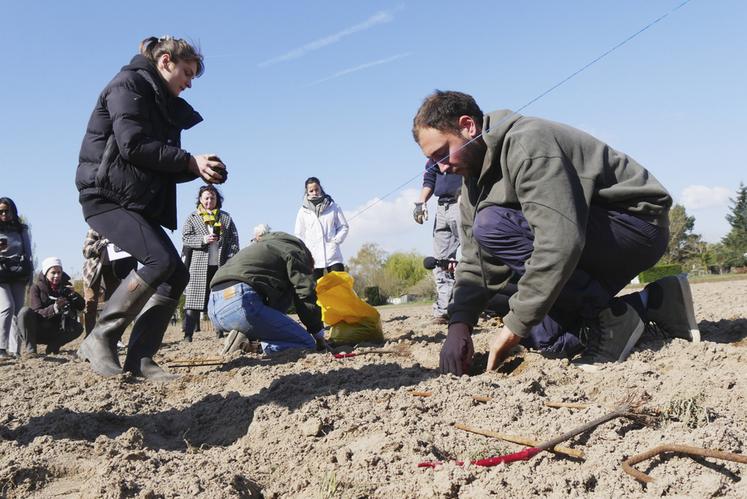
[0,210,9,215]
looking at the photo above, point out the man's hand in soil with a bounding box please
[439,323,474,375]
[486,325,522,371]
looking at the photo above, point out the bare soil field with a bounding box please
[1,279,746,498]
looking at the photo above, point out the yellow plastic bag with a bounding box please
[316,271,384,345]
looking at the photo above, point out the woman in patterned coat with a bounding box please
[181,185,239,341]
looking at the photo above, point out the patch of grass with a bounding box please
[662,396,714,428]
[688,273,747,284]
[320,471,339,499]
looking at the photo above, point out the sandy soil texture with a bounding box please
[1,279,746,498]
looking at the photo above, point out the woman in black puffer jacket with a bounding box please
[75,36,227,380]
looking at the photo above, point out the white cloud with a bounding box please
[678,185,733,243]
[343,188,434,259]
[306,52,412,86]
[258,8,399,68]
[680,185,732,210]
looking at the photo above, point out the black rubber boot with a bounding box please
[123,294,179,381]
[183,309,199,342]
[78,272,155,376]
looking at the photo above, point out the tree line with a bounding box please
[663,183,747,273]
[347,183,747,302]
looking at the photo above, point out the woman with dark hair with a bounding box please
[0,197,34,358]
[181,184,239,341]
[294,177,349,280]
[75,36,227,379]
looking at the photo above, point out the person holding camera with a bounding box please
[75,36,227,380]
[18,257,84,355]
[0,197,34,358]
[413,160,462,325]
[181,185,239,342]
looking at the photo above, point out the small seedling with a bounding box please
[320,470,339,499]
[662,396,713,428]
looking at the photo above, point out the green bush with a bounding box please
[364,286,387,306]
[639,264,683,284]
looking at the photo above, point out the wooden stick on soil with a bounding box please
[168,357,225,368]
[169,357,224,364]
[622,444,747,484]
[407,392,495,402]
[169,362,225,368]
[544,401,594,410]
[454,423,585,459]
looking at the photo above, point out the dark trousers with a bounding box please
[473,205,668,356]
[18,307,83,354]
[313,263,345,281]
[183,265,218,338]
[86,208,189,300]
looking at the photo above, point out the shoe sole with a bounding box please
[618,314,645,362]
[222,330,248,355]
[675,274,700,343]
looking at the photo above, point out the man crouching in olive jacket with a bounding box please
[208,231,328,356]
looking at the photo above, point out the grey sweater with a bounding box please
[450,110,672,337]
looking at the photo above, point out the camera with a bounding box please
[58,286,77,316]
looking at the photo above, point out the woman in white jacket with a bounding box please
[294,177,349,280]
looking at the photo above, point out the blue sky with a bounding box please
[1,0,745,277]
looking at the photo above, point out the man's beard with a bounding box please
[459,137,487,176]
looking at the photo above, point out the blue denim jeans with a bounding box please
[207,283,316,355]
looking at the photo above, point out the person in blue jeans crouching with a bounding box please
[208,231,328,356]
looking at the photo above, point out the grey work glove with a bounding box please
[413,203,428,224]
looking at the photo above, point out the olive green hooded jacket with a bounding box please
[451,110,672,337]
[211,232,322,334]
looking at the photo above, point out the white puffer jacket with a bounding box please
[294,198,349,268]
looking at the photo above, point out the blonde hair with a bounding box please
[139,36,204,77]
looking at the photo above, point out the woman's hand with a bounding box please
[189,154,227,184]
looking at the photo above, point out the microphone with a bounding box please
[423,256,458,271]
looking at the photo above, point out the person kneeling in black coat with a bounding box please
[18,257,84,355]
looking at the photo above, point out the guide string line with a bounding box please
[344,0,693,225]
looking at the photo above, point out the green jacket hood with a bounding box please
[477,110,523,185]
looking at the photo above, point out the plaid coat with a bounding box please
[82,229,108,290]
[182,210,239,310]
